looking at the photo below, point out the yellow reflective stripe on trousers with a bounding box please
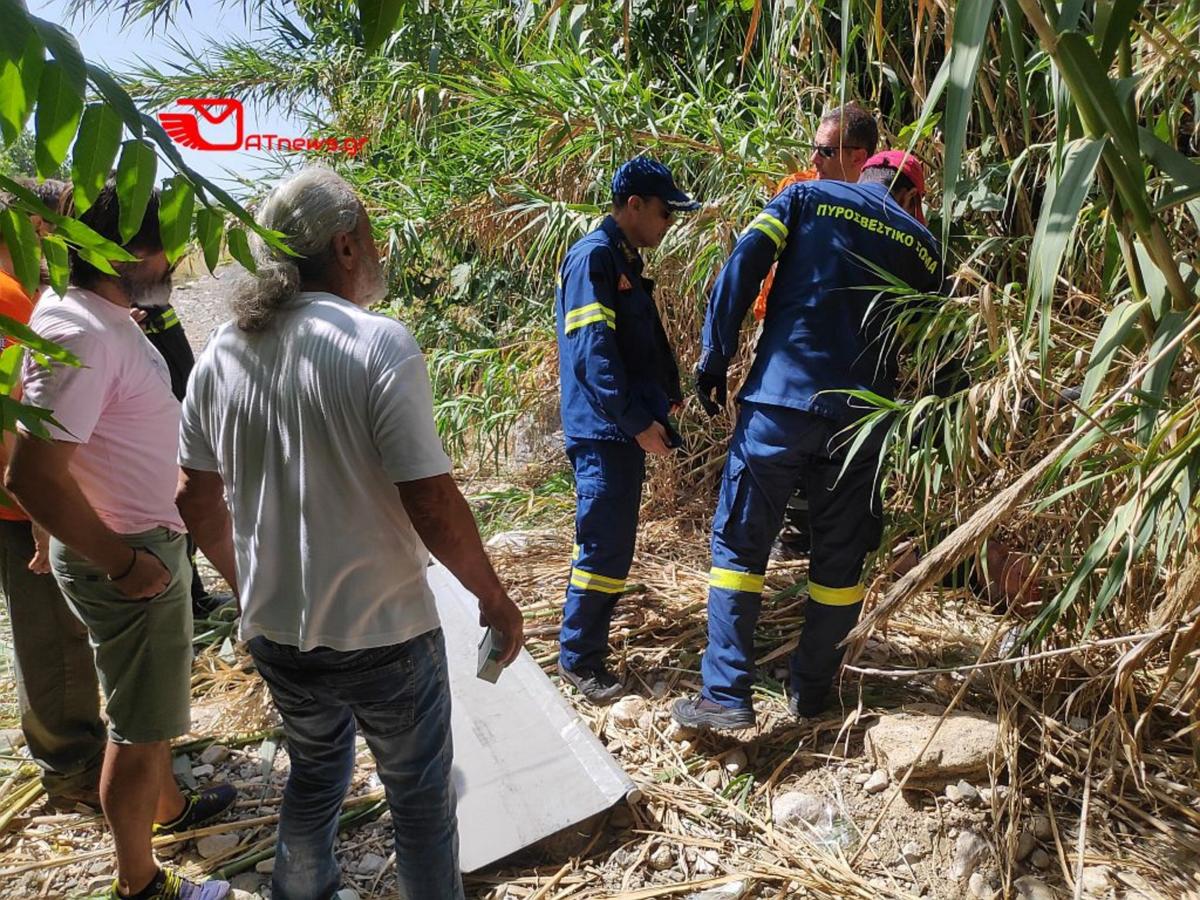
[808,581,865,606]
[564,301,616,334]
[570,567,627,594]
[747,213,788,250]
[708,567,765,593]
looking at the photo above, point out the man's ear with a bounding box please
[331,230,356,271]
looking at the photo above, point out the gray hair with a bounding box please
[232,167,362,332]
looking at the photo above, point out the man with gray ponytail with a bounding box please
[176,167,524,900]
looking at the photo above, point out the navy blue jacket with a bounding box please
[556,216,682,442]
[700,180,943,423]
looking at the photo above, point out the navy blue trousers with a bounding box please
[702,403,883,714]
[558,439,645,673]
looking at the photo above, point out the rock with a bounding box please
[196,833,240,859]
[1028,849,1050,869]
[637,711,655,731]
[771,791,826,828]
[230,873,264,893]
[200,744,230,765]
[1080,866,1112,895]
[0,728,25,751]
[334,891,360,900]
[949,830,989,879]
[865,705,999,787]
[255,857,276,874]
[485,529,557,551]
[191,764,215,778]
[685,881,747,900]
[956,780,979,803]
[357,852,387,874]
[1031,814,1052,840]
[1014,876,1054,900]
[693,849,720,875]
[900,841,926,863]
[650,680,669,699]
[863,770,890,794]
[723,749,747,775]
[968,872,996,899]
[944,783,963,803]
[665,722,694,743]
[648,844,675,871]
[1015,829,1036,861]
[852,771,871,785]
[702,768,722,789]
[609,696,646,728]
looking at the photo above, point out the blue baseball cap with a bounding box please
[611,156,700,212]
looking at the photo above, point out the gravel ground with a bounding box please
[170,264,241,354]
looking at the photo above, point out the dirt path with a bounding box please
[170,265,241,354]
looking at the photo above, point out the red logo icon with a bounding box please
[157,98,244,151]
[156,97,369,157]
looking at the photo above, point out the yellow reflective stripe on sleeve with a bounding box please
[573,543,581,561]
[570,567,627,594]
[564,301,617,334]
[161,308,180,329]
[808,581,865,606]
[564,313,616,333]
[708,567,765,593]
[747,213,788,249]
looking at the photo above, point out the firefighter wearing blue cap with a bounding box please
[556,156,699,704]
[672,154,942,730]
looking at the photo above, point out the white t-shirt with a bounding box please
[21,288,186,534]
[179,291,452,651]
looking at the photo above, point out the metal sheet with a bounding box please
[428,563,637,872]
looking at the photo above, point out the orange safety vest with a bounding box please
[752,169,818,321]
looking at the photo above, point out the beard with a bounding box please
[357,259,388,305]
[123,272,173,308]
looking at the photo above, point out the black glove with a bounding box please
[695,367,727,417]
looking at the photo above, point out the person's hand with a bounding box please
[478,593,525,666]
[28,523,51,575]
[669,400,684,415]
[695,367,727,417]
[110,548,171,600]
[635,421,672,456]
[129,308,148,325]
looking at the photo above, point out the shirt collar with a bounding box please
[600,216,644,275]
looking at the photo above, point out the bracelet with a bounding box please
[108,548,139,582]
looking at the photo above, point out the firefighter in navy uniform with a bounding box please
[556,157,698,704]
[672,151,942,730]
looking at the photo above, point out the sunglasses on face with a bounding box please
[813,145,864,158]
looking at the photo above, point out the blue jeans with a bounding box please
[248,629,464,900]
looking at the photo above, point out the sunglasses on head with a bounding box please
[813,144,864,158]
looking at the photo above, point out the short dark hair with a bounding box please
[69,181,163,289]
[858,164,916,196]
[30,179,73,217]
[821,103,879,155]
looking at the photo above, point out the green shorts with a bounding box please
[51,528,193,744]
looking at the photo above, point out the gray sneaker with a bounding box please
[558,663,624,705]
[671,695,756,731]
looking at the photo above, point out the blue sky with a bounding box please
[31,0,308,193]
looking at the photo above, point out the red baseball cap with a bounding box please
[863,150,927,223]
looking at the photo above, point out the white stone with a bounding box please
[230,873,263,893]
[944,783,963,803]
[1015,830,1036,861]
[335,891,361,900]
[649,844,675,871]
[650,681,669,699]
[609,696,647,728]
[1080,866,1112,895]
[702,769,722,789]
[863,769,890,794]
[1028,849,1050,869]
[900,841,925,863]
[771,791,827,828]
[956,780,979,802]
[196,833,240,859]
[723,749,747,775]
[852,772,871,785]
[191,764,215,778]
[1014,876,1054,900]
[665,722,694,743]
[949,830,989,879]
[684,881,746,900]
[968,872,995,899]
[357,852,387,874]
[866,706,999,787]
[484,529,557,551]
[200,744,230,765]
[255,857,275,874]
